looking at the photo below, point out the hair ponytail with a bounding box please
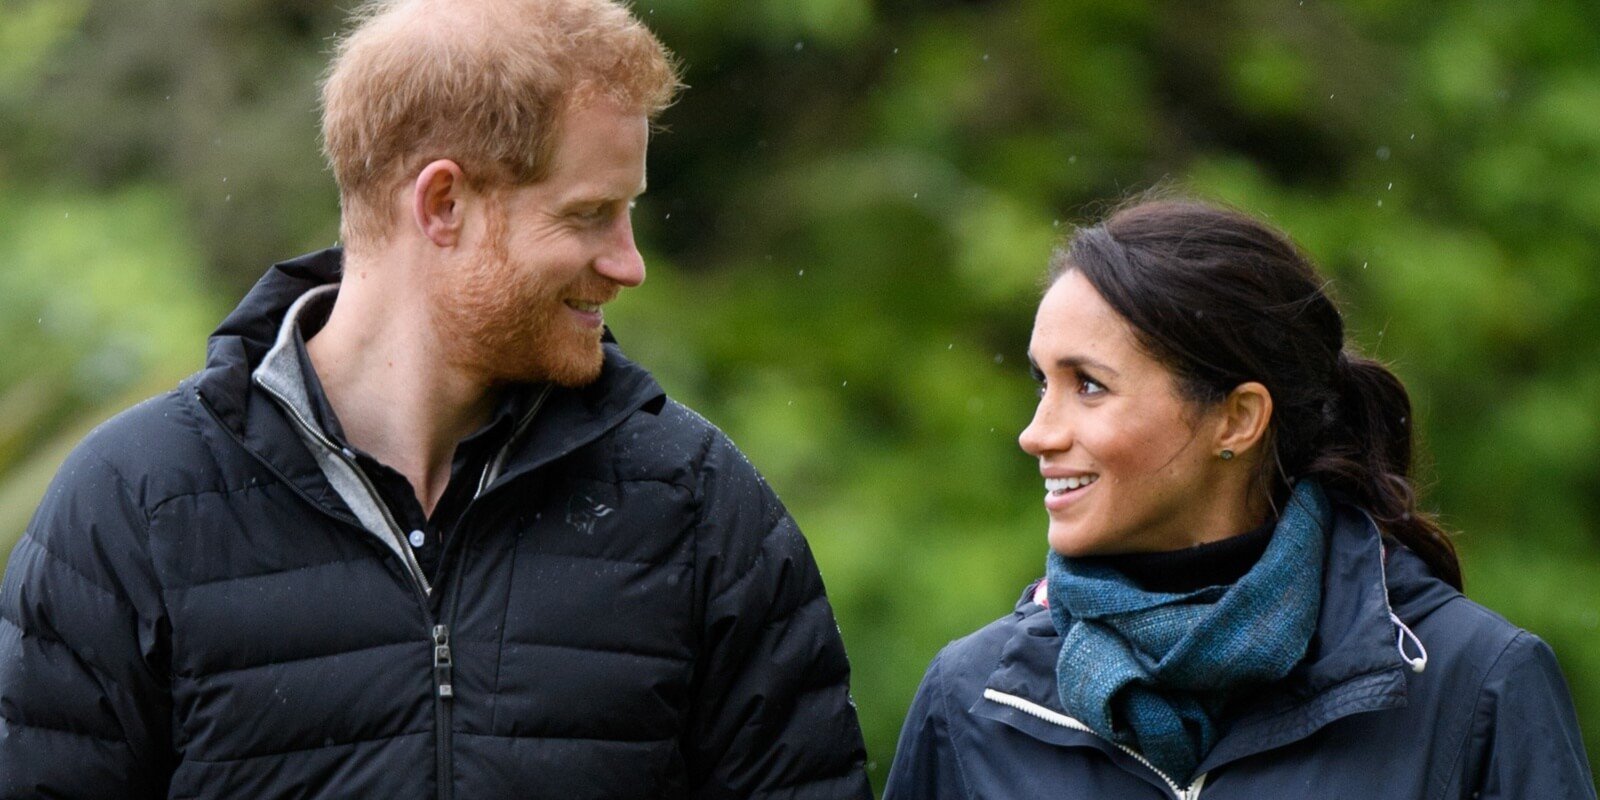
[1056,198,1464,591]
[1308,353,1463,590]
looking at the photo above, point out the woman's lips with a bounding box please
[1043,474,1099,512]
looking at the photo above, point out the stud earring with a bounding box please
[1219,449,1235,461]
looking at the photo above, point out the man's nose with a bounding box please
[595,215,646,287]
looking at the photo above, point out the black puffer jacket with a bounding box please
[0,249,871,799]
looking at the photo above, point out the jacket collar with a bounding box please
[976,502,1454,779]
[190,247,667,522]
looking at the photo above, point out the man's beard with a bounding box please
[428,208,608,388]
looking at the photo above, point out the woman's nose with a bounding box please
[1018,401,1070,457]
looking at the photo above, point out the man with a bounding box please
[0,0,871,797]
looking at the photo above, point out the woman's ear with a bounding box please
[1216,381,1273,457]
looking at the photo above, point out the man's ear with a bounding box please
[412,159,466,247]
[1216,381,1273,458]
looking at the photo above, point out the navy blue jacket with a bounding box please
[0,249,871,799]
[885,504,1596,799]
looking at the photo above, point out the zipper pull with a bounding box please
[433,624,454,700]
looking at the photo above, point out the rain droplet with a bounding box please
[912,192,919,199]
[1376,146,1391,161]
[664,212,672,220]
[993,353,1005,364]
[841,380,849,387]
[797,269,804,276]
[794,41,804,52]
[981,53,990,61]
[1386,182,1393,190]
[1361,261,1368,269]
[1376,199,1384,207]
[892,47,900,55]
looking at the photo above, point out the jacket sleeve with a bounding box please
[682,431,871,800]
[0,447,173,798]
[883,649,973,800]
[1467,631,1597,800]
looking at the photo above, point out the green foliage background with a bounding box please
[2,0,1597,790]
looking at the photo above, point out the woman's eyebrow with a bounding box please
[1057,355,1120,377]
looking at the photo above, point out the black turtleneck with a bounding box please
[1081,519,1278,594]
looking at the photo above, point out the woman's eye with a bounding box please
[1029,365,1047,397]
[1077,374,1106,396]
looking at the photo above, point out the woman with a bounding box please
[884,200,1595,799]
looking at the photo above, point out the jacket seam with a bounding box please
[452,730,675,744]
[0,614,137,707]
[171,639,414,680]
[490,526,522,734]
[493,637,692,664]
[1438,627,1527,800]
[0,709,129,745]
[705,507,791,604]
[181,727,431,764]
[744,764,864,795]
[147,480,284,519]
[933,649,979,800]
[706,522,776,607]
[163,555,378,594]
[9,530,124,606]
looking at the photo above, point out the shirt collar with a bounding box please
[275,285,541,458]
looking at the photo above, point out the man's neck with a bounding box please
[304,258,495,517]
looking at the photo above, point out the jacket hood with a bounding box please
[977,501,1462,779]
[198,248,344,419]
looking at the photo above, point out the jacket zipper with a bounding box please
[983,689,1208,800]
[433,623,455,800]
[212,379,553,800]
[202,390,453,795]
[252,379,432,594]
[475,383,554,496]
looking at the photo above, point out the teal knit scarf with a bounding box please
[1046,480,1330,784]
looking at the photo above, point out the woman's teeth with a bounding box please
[1045,475,1099,495]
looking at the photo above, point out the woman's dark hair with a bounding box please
[1050,198,1463,590]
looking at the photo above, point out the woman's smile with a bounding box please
[1043,473,1099,512]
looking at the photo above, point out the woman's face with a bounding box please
[1019,270,1234,556]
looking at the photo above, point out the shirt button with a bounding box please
[408,529,426,548]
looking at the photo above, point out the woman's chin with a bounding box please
[1046,525,1096,558]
